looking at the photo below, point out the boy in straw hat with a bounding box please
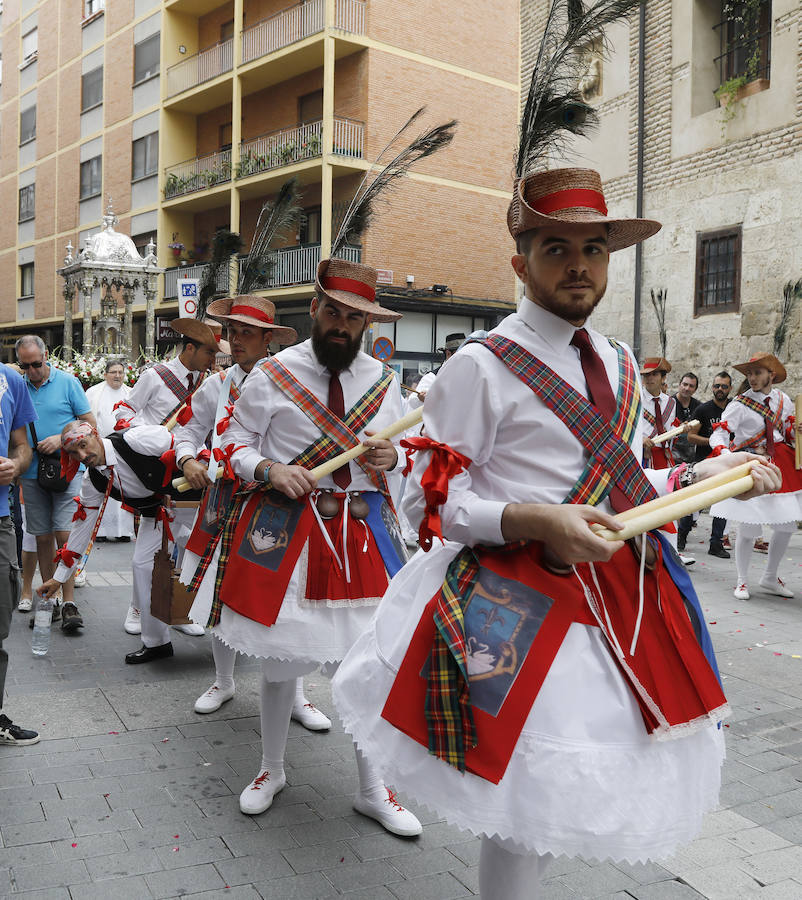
[172,296,331,731]
[183,259,422,836]
[330,163,781,896]
[709,352,802,601]
[114,318,219,638]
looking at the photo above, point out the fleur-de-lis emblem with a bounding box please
[478,606,505,635]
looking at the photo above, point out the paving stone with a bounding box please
[214,850,296,885]
[386,870,473,899]
[0,800,45,826]
[41,796,112,821]
[322,858,405,892]
[69,808,140,836]
[144,863,226,898]
[346,831,423,861]
[52,831,128,860]
[281,842,360,875]
[389,847,468,878]
[153,835,233,869]
[55,777,121,799]
[252,871,339,899]
[30,763,93,784]
[627,880,706,899]
[11,889,72,900]
[84,847,163,880]
[10,859,90,892]
[2,816,73,846]
[220,827,299,856]
[557,861,640,897]
[679,863,764,899]
[182,887,262,900]
[68,874,156,899]
[737,845,802,885]
[0,843,57,869]
[287,816,361,846]
[755,881,802,899]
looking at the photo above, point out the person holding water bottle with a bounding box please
[0,362,39,746]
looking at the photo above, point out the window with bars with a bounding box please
[714,0,771,85]
[695,226,742,315]
[19,262,34,298]
[134,33,160,84]
[81,66,103,111]
[132,132,158,180]
[19,106,36,144]
[80,155,102,199]
[18,184,34,222]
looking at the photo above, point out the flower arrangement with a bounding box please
[49,349,166,388]
[168,233,186,258]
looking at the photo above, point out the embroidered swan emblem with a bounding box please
[466,636,498,676]
[250,527,278,551]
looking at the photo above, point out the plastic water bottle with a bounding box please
[31,594,54,657]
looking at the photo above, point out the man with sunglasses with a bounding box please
[15,336,95,633]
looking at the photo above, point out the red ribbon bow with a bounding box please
[54,545,81,568]
[213,443,245,482]
[159,448,178,487]
[785,415,796,444]
[176,398,193,427]
[712,420,730,431]
[197,448,211,463]
[113,400,134,413]
[114,417,133,431]
[71,497,87,522]
[60,450,80,482]
[155,506,174,542]
[216,404,234,435]
[399,437,472,551]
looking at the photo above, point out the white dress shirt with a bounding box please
[173,363,249,462]
[53,425,174,581]
[403,298,669,547]
[710,387,792,454]
[641,391,677,438]
[86,382,131,436]
[227,340,404,488]
[116,357,202,426]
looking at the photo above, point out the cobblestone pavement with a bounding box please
[2,519,802,899]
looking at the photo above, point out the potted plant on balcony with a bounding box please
[280,140,297,165]
[168,235,185,259]
[303,134,321,157]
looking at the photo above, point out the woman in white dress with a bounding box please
[84,360,135,541]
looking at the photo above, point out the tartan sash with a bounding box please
[732,394,784,452]
[476,335,657,508]
[260,357,394,495]
[155,365,202,426]
[643,397,676,437]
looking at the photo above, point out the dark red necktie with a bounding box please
[570,328,632,512]
[187,374,194,391]
[764,396,775,457]
[327,370,351,489]
[653,396,666,434]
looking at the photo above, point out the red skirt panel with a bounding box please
[772,444,802,494]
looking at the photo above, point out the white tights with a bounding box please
[478,836,552,899]
[734,523,794,584]
[212,638,310,710]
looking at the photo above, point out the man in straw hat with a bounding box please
[640,357,697,566]
[114,318,219,637]
[181,259,422,836]
[37,418,202,663]
[330,166,781,898]
[709,352,802,601]
[172,296,331,731]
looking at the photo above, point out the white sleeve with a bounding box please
[402,353,506,546]
[118,369,154,420]
[227,371,274,482]
[710,400,740,453]
[123,424,175,457]
[53,471,105,582]
[173,378,219,462]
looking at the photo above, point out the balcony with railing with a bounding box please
[164,148,232,200]
[166,37,234,99]
[241,0,366,66]
[237,117,364,179]
[164,244,361,297]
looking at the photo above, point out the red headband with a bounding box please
[323,276,376,302]
[229,304,274,325]
[532,188,608,217]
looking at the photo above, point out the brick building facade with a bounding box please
[521,0,802,394]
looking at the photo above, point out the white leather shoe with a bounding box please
[17,596,33,613]
[353,788,423,837]
[239,769,286,815]
[124,605,141,635]
[678,553,696,567]
[173,622,205,636]
[74,569,87,587]
[194,683,235,714]
[291,702,332,731]
[759,577,794,598]
[734,583,750,601]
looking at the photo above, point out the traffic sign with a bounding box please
[179,279,199,318]
[372,336,394,361]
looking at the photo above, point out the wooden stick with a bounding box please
[652,419,699,445]
[593,469,756,542]
[796,394,802,469]
[172,407,425,493]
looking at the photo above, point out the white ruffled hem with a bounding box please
[332,619,726,865]
[711,490,802,524]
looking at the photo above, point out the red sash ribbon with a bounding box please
[54,545,81,568]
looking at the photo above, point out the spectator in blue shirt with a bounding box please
[0,363,39,745]
[15,336,96,634]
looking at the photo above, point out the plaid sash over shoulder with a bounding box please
[153,364,202,427]
[733,394,785,452]
[643,397,676,437]
[260,357,395,495]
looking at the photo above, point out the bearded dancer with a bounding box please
[37,420,200,663]
[113,319,217,637]
[173,296,331,731]
[330,167,780,899]
[183,259,421,836]
[709,352,802,601]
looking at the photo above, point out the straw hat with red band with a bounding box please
[640,357,672,376]
[508,167,661,253]
[203,319,232,357]
[170,318,220,351]
[207,295,298,345]
[733,352,787,384]
[315,258,401,323]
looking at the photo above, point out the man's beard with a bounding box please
[527,273,606,324]
[311,318,364,371]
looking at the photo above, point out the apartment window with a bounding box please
[134,33,160,85]
[19,262,34,298]
[695,226,742,315]
[714,0,771,84]
[80,155,102,199]
[219,122,232,153]
[19,106,36,144]
[18,184,34,222]
[84,0,105,17]
[298,207,321,245]
[132,132,158,180]
[220,19,234,42]
[298,90,323,124]
[81,66,103,111]
[21,27,37,63]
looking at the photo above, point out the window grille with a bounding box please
[18,184,34,222]
[713,0,771,84]
[695,226,742,315]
